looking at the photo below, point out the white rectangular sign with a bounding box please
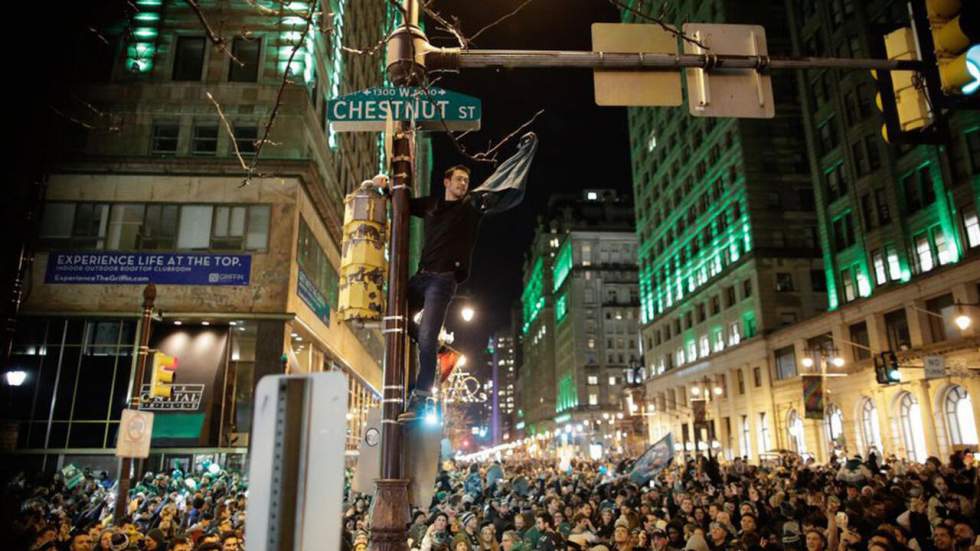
[246,372,347,551]
[115,409,154,458]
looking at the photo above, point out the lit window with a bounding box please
[887,247,903,281]
[608,376,617,386]
[934,228,954,265]
[712,330,724,353]
[587,375,598,385]
[964,209,980,248]
[915,234,934,273]
[699,335,710,357]
[728,321,741,346]
[676,347,685,366]
[872,250,888,285]
[687,341,697,362]
[589,393,599,405]
[587,191,598,200]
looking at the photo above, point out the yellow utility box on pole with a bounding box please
[338,180,388,321]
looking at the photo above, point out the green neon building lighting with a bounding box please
[125,0,161,74]
[552,239,573,292]
[521,257,545,333]
[556,374,578,413]
[556,293,568,323]
[327,0,346,148]
[742,311,757,339]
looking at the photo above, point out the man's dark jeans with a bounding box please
[407,271,457,394]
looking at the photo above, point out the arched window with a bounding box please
[944,386,978,446]
[898,392,928,462]
[788,409,806,454]
[859,397,882,454]
[825,404,844,448]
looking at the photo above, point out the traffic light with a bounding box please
[150,352,178,398]
[926,0,980,96]
[874,351,901,384]
[886,27,933,141]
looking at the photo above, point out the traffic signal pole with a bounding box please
[425,49,928,71]
[369,1,423,549]
[114,283,156,523]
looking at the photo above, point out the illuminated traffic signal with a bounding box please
[926,0,980,95]
[874,351,901,385]
[150,352,178,398]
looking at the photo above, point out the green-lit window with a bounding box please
[743,312,757,339]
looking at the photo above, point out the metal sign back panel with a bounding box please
[246,372,347,551]
[327,87,481,132]
[683,23,775,118]
[592,23,682,106]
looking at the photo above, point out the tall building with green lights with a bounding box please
[622,0,826,381]
[2,0,407,473]
[516,190,639,452]
[785,0,980,309]
[616,0,980,466]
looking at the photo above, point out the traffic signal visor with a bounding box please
[884,28,932,132]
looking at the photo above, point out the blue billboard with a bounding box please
[44,252,251,286]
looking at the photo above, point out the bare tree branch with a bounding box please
[242,0,319,185]
[607,0,709,50]
[205,91,250,172]
[183,0,245,67]
[422,4,468,49]
[469,0,535,43]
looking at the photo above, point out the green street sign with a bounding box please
[327,87,482,132]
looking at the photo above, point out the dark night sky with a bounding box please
[424,1,634,362]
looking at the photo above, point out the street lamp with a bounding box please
[3,370,27,387]
[461,306,475,322]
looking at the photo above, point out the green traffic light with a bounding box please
[964,45,980,95]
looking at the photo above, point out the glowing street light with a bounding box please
[461,306,475,322]
[955,312,973,331]
[3,370,27,387]
[801,357,815,368]
[831,356,846,368]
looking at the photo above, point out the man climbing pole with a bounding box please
[377,132,539,417]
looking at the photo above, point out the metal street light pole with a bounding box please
[370,1,424,549]
[114,283,155,523]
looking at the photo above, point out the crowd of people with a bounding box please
[2,447,978,551]
[2,462,246,551]
[342,448,979,551]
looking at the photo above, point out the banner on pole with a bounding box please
[802,375,824,420]
[628,433,674,486]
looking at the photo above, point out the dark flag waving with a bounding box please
[628,433,674,486]
[469,132,539,214]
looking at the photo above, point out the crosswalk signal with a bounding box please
[874,351,902,384]
[150,352,178,398]
[926,0,980,95]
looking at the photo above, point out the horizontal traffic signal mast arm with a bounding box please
[425,48,927,72]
